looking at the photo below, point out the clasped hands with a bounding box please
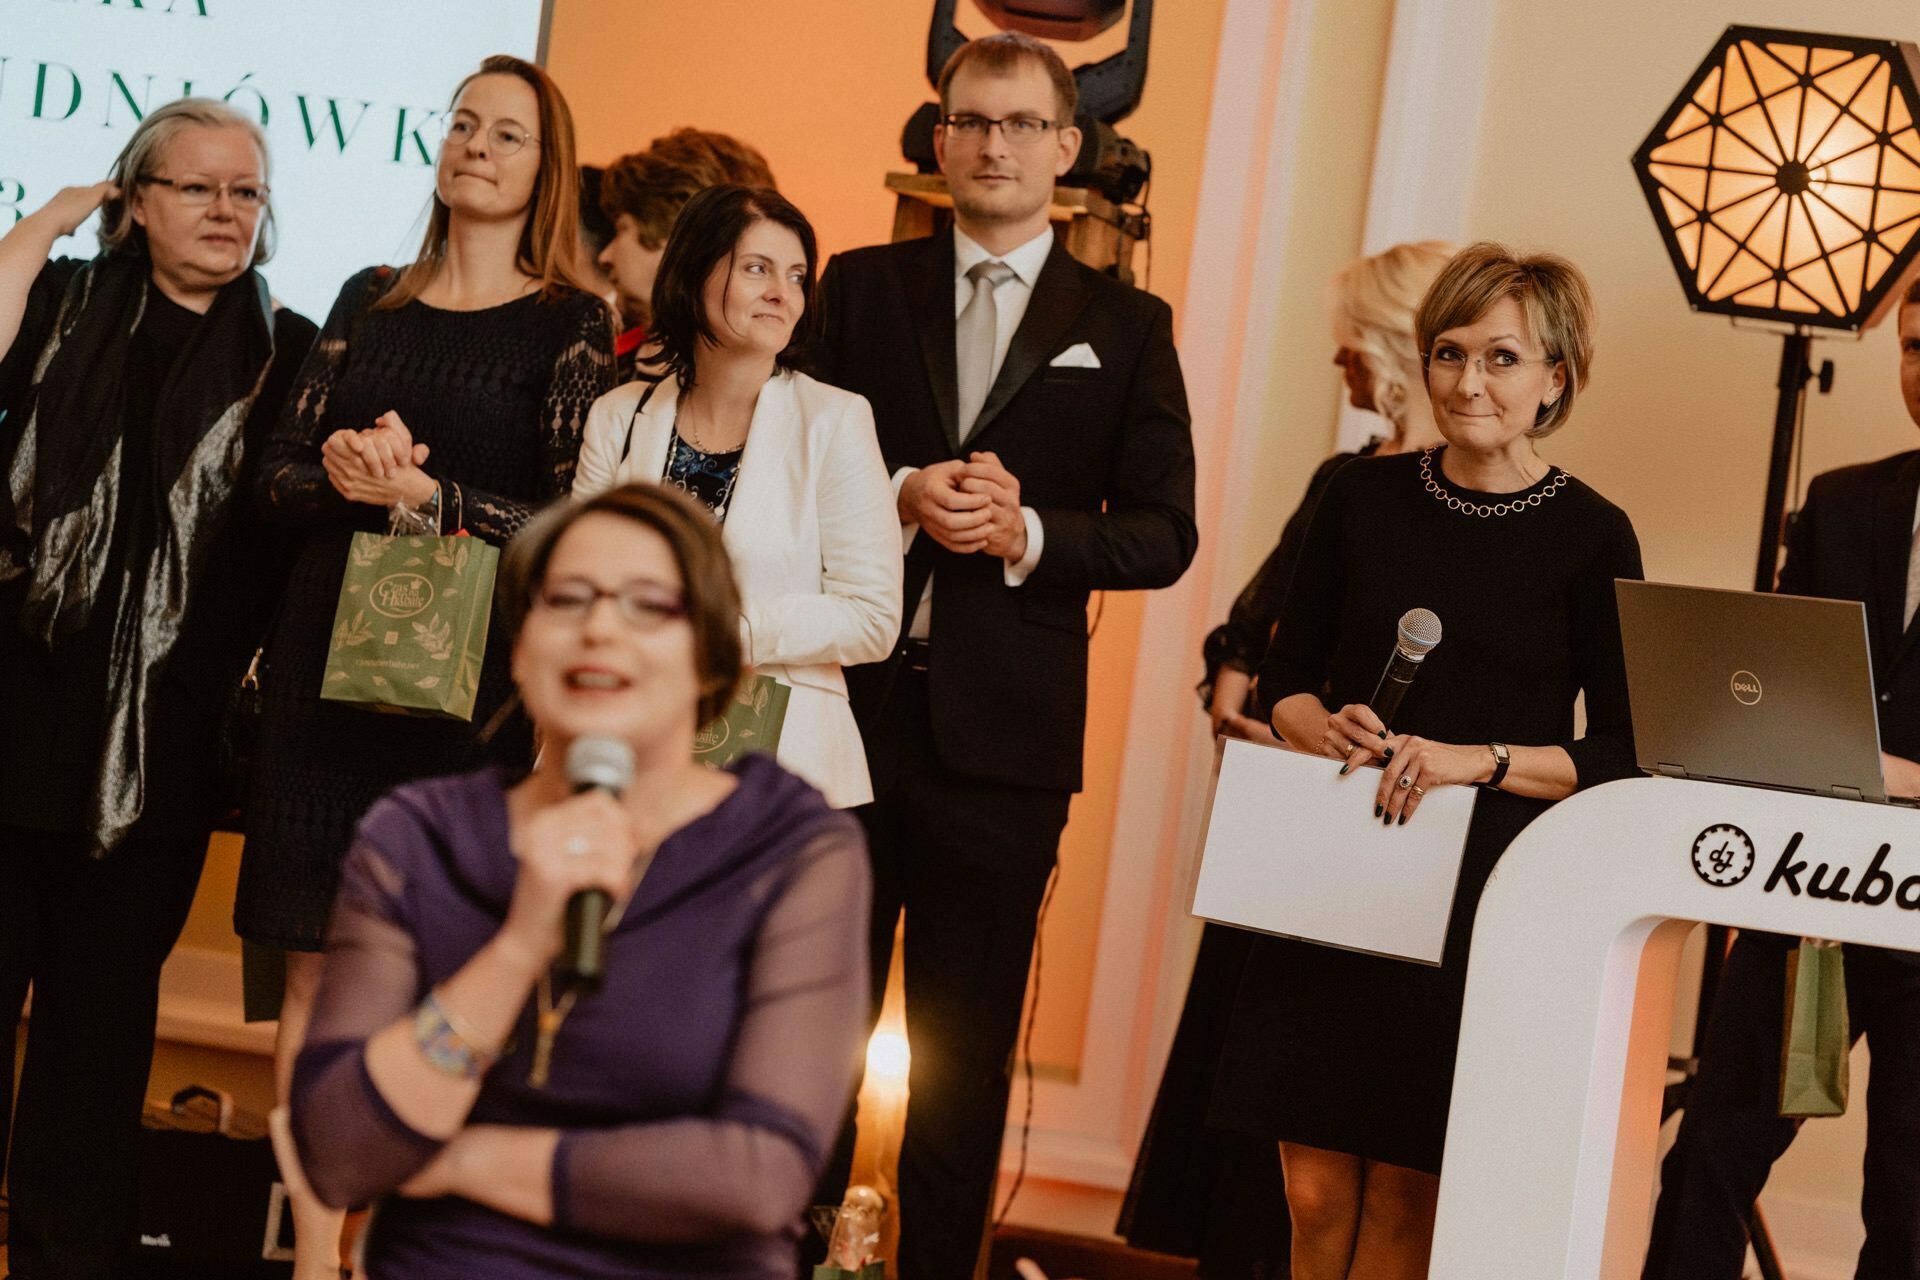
[899,451,1027,562]
[321,410,439,508]
[1318,702,1492,826]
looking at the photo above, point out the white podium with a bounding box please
[1431,776,1920,1279]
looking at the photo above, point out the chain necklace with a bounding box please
[529,851,652,1089]
[1419,447,1569,518]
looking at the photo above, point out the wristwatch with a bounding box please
[1486,741,1511,788]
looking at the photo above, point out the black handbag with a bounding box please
[124,1086,293,1278]
[213,647,265,833]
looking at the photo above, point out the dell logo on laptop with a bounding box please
[1730,670,1763,706]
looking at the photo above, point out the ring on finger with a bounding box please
[1397,773,1414,790]
[1411,785,1427,798]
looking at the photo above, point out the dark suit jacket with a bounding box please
[1778,448,1920,763]
[813,232,1198,793]
[1776,448,1920,965]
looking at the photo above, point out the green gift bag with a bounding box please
[1779,937,1850,1118]
[694,673,791,767]
[320,532,499,721]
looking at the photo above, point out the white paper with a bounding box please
[1191,738,1478,965]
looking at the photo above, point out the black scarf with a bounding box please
[0,252,275,853]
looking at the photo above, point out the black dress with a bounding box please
[235,269,613,950]
[1209,447,1643,1175]
[1121,445,1374,1275]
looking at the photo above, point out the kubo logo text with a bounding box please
[1697,825,1920,912]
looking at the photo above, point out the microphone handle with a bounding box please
[1368,648,1423,732]
[559,888,612,994]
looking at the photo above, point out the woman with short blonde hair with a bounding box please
[1212,242,1642,1279]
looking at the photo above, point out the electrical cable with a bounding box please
[993,861,1060,1229]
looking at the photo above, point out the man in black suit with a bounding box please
[810,31,1196,1279]
[1642,281,1920,1279]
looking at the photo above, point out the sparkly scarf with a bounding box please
[0,252,275,853]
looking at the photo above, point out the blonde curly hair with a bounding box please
[1330,241,1454,433]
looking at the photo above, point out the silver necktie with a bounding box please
[956,259,1015,441]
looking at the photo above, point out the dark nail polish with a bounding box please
[1339,762,1352,776]
[1383,748,1395,761]
[1382,810,1392,826]
[1373,804,1382,818]
[1398,813,1408,826]
[1378,731,1388,740]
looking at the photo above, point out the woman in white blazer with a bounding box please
[573,184,900,807]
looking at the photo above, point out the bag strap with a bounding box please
[617,375,664,466]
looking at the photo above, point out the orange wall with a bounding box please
[547,0,1227,1072]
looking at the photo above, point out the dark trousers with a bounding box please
[1643,932,1920,1280]
[0,823,210,1280]
[819,667,1070,1280]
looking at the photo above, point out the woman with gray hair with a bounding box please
[0,98,315,1278]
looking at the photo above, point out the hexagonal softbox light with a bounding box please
[1633,25,1920,331]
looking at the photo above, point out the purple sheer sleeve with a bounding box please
[289,837,444,1209]
[552,826,871,1242]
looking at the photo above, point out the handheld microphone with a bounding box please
[1368,608,1443,732]
[558,737,635,995]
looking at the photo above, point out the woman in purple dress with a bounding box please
[290,483,871,1279]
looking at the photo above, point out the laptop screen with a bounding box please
[1615,580,1886,802]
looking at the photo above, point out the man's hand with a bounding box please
[1883,751,1920,799]
[959,451,1028,562]
[899,459,992,554]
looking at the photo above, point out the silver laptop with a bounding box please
[1615,580,1890,803]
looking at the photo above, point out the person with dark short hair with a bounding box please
[1641,281,1920,1280]
[810,29,1197,1279]
[289,482,871,1280]
[575,184,900,809]
[575,163,618,304]
[598,128,777,380]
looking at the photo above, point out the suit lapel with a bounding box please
[1882,453,1920,669]
[965,239,1093,450]
[902,234,961,452]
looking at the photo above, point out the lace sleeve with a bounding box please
[446,293,614,544]
[256,268,388,525]
[289,836,445,1209]
[552,822,871,1243]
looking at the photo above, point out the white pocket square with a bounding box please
[1049,342,1101,369]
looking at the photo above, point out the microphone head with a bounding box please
[565,737,634,795]
[1397,608,1443,659]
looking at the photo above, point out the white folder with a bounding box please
[1191,738,1478,965]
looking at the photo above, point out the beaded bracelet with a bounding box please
[414,990,498,1080]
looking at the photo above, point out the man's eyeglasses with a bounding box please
[941,113,1061,145]
[533,579,687,631]
[138,176,270,210]
[442,116,540,157]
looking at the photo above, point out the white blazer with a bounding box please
[573,370,903,807]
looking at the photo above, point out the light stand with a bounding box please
[1634,26,1920,1278]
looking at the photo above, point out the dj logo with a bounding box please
[1692,824,1756,887]
[1730,669,1763,706]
